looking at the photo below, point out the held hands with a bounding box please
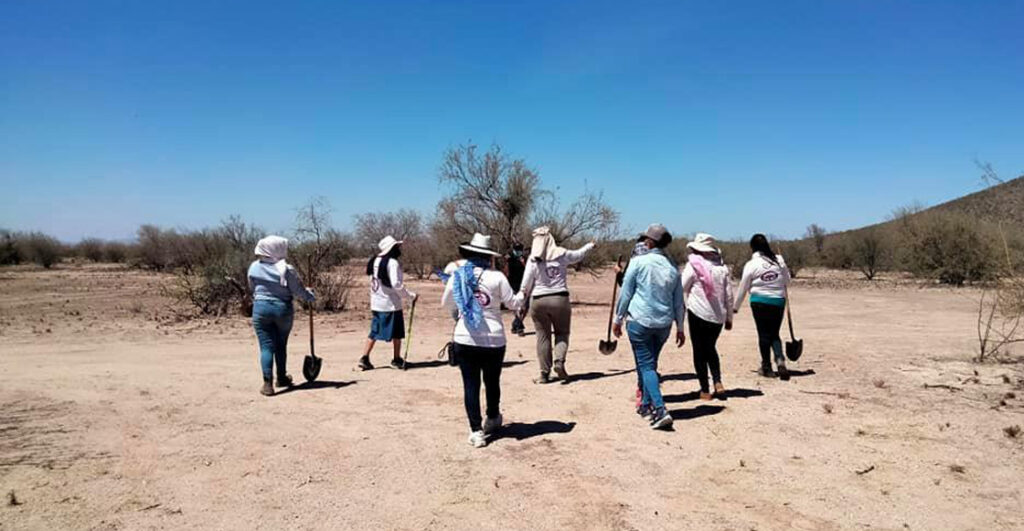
[725,320,733,331]
[675,331,686,348]
[612,322,623,338]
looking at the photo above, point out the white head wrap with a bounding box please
[254,235,290,287]
[529,226,567,262]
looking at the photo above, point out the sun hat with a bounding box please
[377,235,403,256]
[459,233,501,257]
[687,233,720,254]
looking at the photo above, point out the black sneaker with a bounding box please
[391,358,407,370]
[637,404,654,421]
[758,365,775,378]
[358,356,374,371]
[553,362,569,383]
[650,407,673,430]
[777,363,790,381]
[275,374,294,388]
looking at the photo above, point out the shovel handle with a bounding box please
[606,256,623,341]
[309,301,315,356]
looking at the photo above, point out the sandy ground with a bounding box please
[1,264,1023,530]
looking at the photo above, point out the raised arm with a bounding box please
[563,242,595,265]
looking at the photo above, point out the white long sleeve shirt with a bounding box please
[519,243,595,299]
[441,267,524,348]
[369,257,416,312]
[733,252,790,309]
[681,261,735,325]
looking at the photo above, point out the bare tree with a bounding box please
[976,158,1005,188]
[353,209,439,279]
[977,227,1024,361]
[291,197,355,312]
[805,224,827,255]
[532,189,620,245]
[851,228,888,280]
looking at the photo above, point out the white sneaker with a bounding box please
[483,414,503,435]
[468,430,487,448]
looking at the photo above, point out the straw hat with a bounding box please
[459,233,501,257]
[377,235,403,256]
[687,233,720,254]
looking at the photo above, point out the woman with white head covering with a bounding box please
[516,226,595,384]
[441,233,524,448]
[681,233,735,400]
[248,235,316,397]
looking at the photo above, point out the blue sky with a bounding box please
[2,1,1022,242]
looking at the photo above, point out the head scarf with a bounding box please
[452,256,490,329]
[688,252,721,299]
[529,226,567,262]
[254,235,290,287]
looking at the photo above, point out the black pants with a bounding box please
[687,311,723,392]
[455,343,506,431]
[750,302,785,368]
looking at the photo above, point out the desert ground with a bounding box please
[1,264,1022,530]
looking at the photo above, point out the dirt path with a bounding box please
[1,265,1022,530]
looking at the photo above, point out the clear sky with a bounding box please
[2,1,1022,242]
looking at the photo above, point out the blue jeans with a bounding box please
[627,321,672,409]
[252,298,294,380]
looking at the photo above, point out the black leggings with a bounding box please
[455,343,506,431]
[687,311,723,392]
[750,302,785,367]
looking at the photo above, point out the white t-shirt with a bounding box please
[519,243,594,298]
[681,260,735,325]
[734,252,790,309]
[369,257,416,312]
[441,267,524,348]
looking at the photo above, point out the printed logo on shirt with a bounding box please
[370,278,381,292]
[473,290,491,307]
[760,271,779,282]
[545,265,561,279]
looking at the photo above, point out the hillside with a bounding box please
[928,174,1024,228]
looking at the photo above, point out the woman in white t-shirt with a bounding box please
[517,226,595,384]
[680,233,734,400]
[733,234,792,380]
[441,233,523,448]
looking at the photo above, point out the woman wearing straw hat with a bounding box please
[247,236,316,397]
[441,233,524,448]
[681,233,734,400]
[359,235,417,371]
[733,234,791,380]
[516,226,595,384]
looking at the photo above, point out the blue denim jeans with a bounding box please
[627,321,672,409]
[252,298,294,380]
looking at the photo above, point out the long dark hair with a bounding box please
[749,233,778,264]
[365,244,402,285]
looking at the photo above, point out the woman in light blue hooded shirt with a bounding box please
[247,235,315,397]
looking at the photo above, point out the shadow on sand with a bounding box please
[663,387,764,403]
[493,421,577,442]
[565,368,635,384]
[668,404,725,421]
[275,380,357,396]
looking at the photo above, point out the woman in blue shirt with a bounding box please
[247,236,315,397]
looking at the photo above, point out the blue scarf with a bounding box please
[452,257,490,329]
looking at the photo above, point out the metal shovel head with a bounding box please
[302,354,322,382]
[598,340,618,355]
[785,339,804,362]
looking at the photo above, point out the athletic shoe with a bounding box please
[777,363,790,381]
[358,356,374,371]
[650,408,674,430]
[637,404,654,422]
[260,379,274,397]
[699,391,713,401]
[533,372,551,384]
[758,365,775,378]
[553,362,569,383]
[275,374,293,388]
[468,430,488,448]
[391,358,407,370]
[483,414,503,435]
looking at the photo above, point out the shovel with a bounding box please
[402,297,417,370]
[784,289,803,362]
[302,301,323,382]
[599,256,624,355]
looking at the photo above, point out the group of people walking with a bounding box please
[246,223,793,447]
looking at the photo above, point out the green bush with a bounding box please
[898,211,1000,286]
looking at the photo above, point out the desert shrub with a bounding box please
[17,232,64,268]
[0,230,20,265]
[898,211,1000,285]
[778,239,809,278]
[718,241,749,280]
[134,224,177,270]
[103,241,129,263]
[353,209,442,279]
[850,228,890,280]
[76,238,105,262]
[821,235,854,270]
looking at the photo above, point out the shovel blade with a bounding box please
[785,339,803,362]
[303,354,323,382]
[598,340,618,355]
